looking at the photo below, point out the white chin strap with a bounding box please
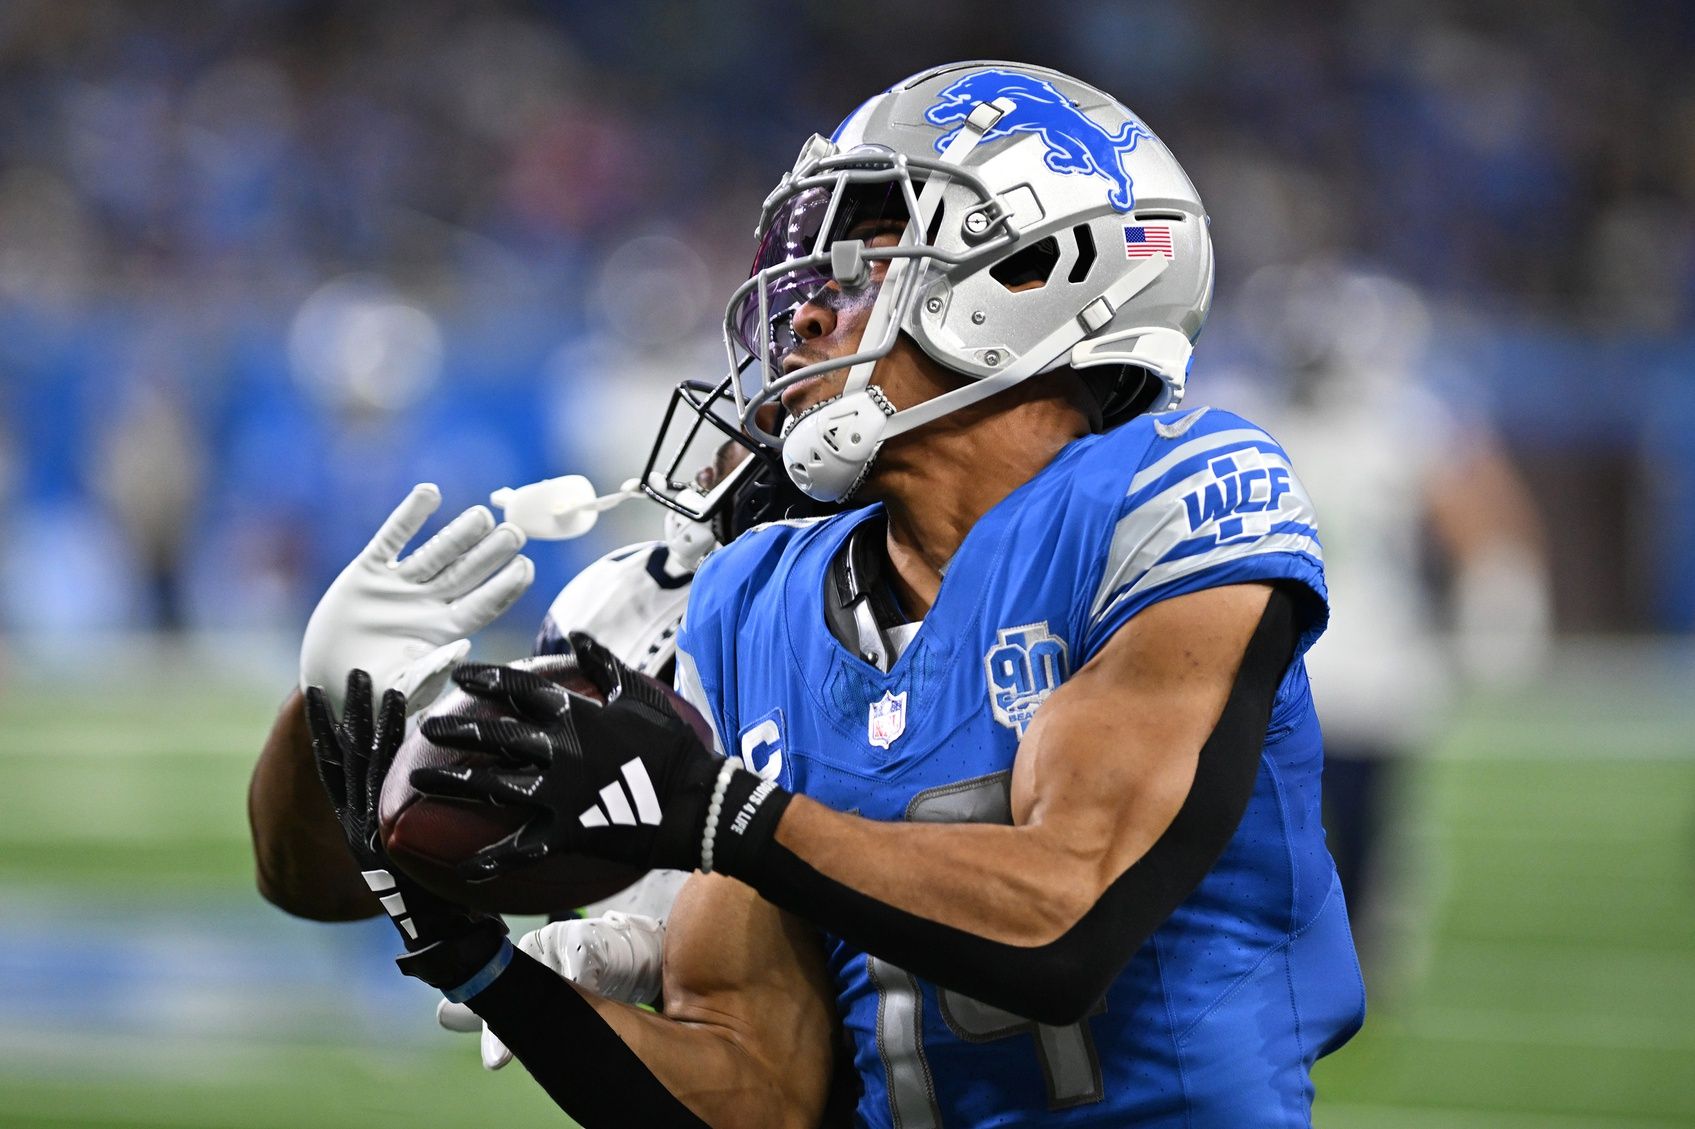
[782,253,1186,503]
[662,487,720,569]
[782,388,897,501]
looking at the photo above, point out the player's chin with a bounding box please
[780,372,845,420]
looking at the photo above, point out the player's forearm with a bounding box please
[467,948,817,1129]
[763,656,1214,943]
[597,983,824,1129]
[248,689,378,920]
[738,799,1129,1024]
[774,801,1099,945]
[732,784,1233,1028]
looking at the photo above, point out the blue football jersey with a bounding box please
[676,407,1365,1128]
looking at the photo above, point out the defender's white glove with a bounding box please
[435,912,666,1071]
[300,483,534,716]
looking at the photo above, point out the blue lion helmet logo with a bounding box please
[924,70,1150,213]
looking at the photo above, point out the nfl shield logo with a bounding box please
[867,690,908,750]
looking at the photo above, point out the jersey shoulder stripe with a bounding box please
[1081,408,1327,659]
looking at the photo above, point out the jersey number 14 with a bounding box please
[866,773,1105,1124]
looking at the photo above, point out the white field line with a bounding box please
[0,1028,432,1081]
[1317,1101,1691,1129]
[0,730,266,757]
[1399,1006,1695,1054]
[1433,939,1695,981]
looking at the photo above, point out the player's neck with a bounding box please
[871,394,1088,617]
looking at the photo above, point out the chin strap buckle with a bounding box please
[966,96,1016,134]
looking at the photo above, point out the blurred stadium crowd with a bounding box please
[0,0,1690,642]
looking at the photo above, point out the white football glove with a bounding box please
[435,911,666,1071]
[300,483,534,716]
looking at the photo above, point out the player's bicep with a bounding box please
[249,689,379,920]
[1013,582,1274,884]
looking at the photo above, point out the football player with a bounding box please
[323,61,1365,1128]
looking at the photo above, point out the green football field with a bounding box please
[2,645,1692,1129]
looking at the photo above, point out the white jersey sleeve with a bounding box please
[533,541,694,677]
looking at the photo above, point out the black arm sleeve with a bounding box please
[723,585,1301,1026]
[467,948,709,1129]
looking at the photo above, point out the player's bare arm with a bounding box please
[469,872,839,1129]
[622,874,841,1126]
[735,270,1283,952]
[1423,432,1545,564]
[247,483,531,919]
[695,584,1298,1026]
[766,580,1276,947]
[414,576,1295,1025]
[249,689,374,919]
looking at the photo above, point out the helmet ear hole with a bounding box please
[988,236,1060,291]
[1067,225,1097,284]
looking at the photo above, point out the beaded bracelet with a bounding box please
[699,759,739,873]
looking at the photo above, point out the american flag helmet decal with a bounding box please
[1124,225,1174,259]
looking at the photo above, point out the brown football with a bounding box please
[378,652,712,915]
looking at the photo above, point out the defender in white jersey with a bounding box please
[250,490,705,923]
[245,457,789,1075]
[249,424,848,1086]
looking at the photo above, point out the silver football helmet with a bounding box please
[725,60,1215,502]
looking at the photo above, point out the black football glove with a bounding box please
[305,670,507,990]
[411,632,789,881]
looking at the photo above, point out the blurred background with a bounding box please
[0,1,1692,1126]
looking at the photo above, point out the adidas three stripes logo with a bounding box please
[578,758,663,829]
[362,868,419,940]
